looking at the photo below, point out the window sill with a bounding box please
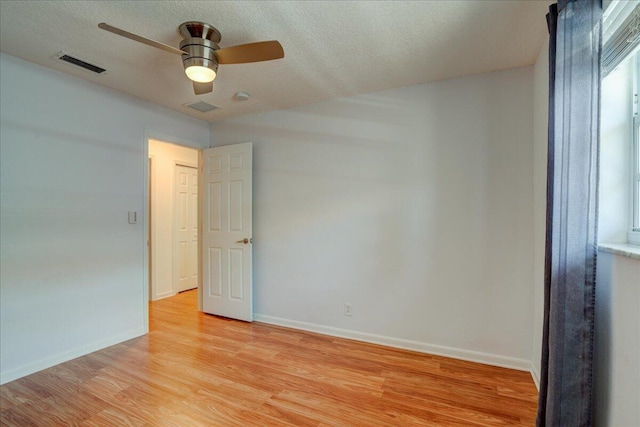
[598,243,640,261]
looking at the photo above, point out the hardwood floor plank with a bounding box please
[1,290,538,425]
[78,407,150,427]
[0,380,50,412]
[257,402,322,427]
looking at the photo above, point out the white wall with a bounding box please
[148,139,199,300]
[594,251,640,426]
[211,67,535,368]
[0,53,209,384]
[531,39,549,387]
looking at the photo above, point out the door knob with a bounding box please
[236,238,250,244]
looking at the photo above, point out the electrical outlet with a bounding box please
[344,303,353,317]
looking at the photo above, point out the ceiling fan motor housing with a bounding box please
[180,37,220,74]
[178,21,221,43]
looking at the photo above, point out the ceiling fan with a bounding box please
[98,21,284,95]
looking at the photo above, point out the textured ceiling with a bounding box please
[0,1,552,123]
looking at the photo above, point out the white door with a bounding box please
[200,143,253,321]
[174,165,198,293]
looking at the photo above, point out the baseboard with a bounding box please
[154,290,176,301]
[0,327,146,385]
[530,361,541,390]
[254,314,532,372]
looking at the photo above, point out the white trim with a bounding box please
[631,113,640,236]
[530,362,541,391]
[197,150,204,312]
[155,290,177,300]
[0,328,145,385]
[254,314,532,372]
[142,133,150,331]
[599,242,640,260]
[148,155,156,301]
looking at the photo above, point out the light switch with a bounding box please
[128,211,137,224]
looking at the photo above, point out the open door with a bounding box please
[200,143,253,321]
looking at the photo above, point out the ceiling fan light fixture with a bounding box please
[182,55,219,83]
[185,65,217,83]
[180,38,219,83]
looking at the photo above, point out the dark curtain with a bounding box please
[537,0,602,426]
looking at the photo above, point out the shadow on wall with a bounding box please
[593,253,612,424]
[593,252,640,426]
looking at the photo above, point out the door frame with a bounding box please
[143,130,206,332]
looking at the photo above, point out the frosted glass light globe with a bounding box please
[185,65,216,83]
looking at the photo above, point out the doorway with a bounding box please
[148,139,199,301]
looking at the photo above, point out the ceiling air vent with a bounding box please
[51,51,106,74]
[185,101,218,113]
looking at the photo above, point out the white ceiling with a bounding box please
[0,1,552,123]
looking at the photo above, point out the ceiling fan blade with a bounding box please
[193,81,213,95]
[98,23,186,56]
[215,40,284,64]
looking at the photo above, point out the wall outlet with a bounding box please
[344,303,353,317]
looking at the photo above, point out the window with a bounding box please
[629,53,640,245]
[633,115,640,225]
[602,1,640,246]
[631,70,640,243]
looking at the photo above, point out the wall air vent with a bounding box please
[185,101,219,113]
[51,51,107,74]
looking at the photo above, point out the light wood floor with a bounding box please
[1,291,538,426]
